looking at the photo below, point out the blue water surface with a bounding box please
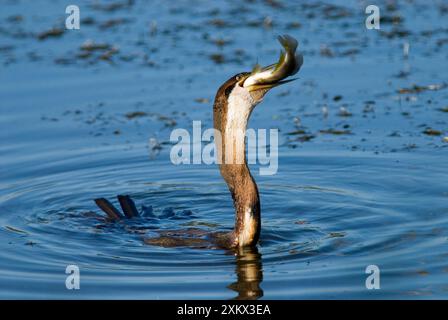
[0,0,447,299]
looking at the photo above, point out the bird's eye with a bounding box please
[236,74,246,87]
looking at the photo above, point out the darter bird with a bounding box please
[94,35,303,249]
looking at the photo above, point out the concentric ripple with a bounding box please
[1,148,447,299]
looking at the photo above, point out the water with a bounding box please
[1,0,447,299]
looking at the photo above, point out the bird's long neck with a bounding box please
[213,85,260,247]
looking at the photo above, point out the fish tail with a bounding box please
[292,52,304,75]
[277,34,298,53]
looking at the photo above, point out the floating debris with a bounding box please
[36,27,64,40]
[333,95,343,101]
[209,53,225,64]
[320,44,334,57]
[4,225,28,235]
[293,117,301,127]
[265,0,283,9]
[340,48,360,56]
[98,47,119,61]
[194,98,210,104]
[286,22,302,29]
[263,16,274,28]
[436,38,448,47]
[99,18,131,30]
[149,138,162,151]
[322,4,352,20]
[297,134,315,142]
[210,37,233,47]
[286,129,307,135]
[381,28,411,39]
[76,51,92,59]
[403,42,410,58]
[363,103,375,113]
[158,115,177,127]
[398,83,447,94]
[423,128,442,136]
[81,17,96,25]
[328,231,346,238]
[74,39,122,63]
[389,131,401,137]
[380,15,404,25]
[322,106,329,117]
[338,106,352,117]
[80,40,112,51]
[320,128,352,135]
[207,19,229,28]
[91,0,134,12]
[125,111,148,119]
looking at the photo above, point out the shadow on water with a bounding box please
[228,246,263,300]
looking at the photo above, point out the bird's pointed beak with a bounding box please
[243,78,298,92]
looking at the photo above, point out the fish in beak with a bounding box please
[239,34,303,91]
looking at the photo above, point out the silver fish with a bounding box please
[243,34,303,89]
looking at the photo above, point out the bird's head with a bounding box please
[216,35,303,110]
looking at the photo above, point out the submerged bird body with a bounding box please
[94,35,303,249]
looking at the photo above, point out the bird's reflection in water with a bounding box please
[228,246,263,300]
